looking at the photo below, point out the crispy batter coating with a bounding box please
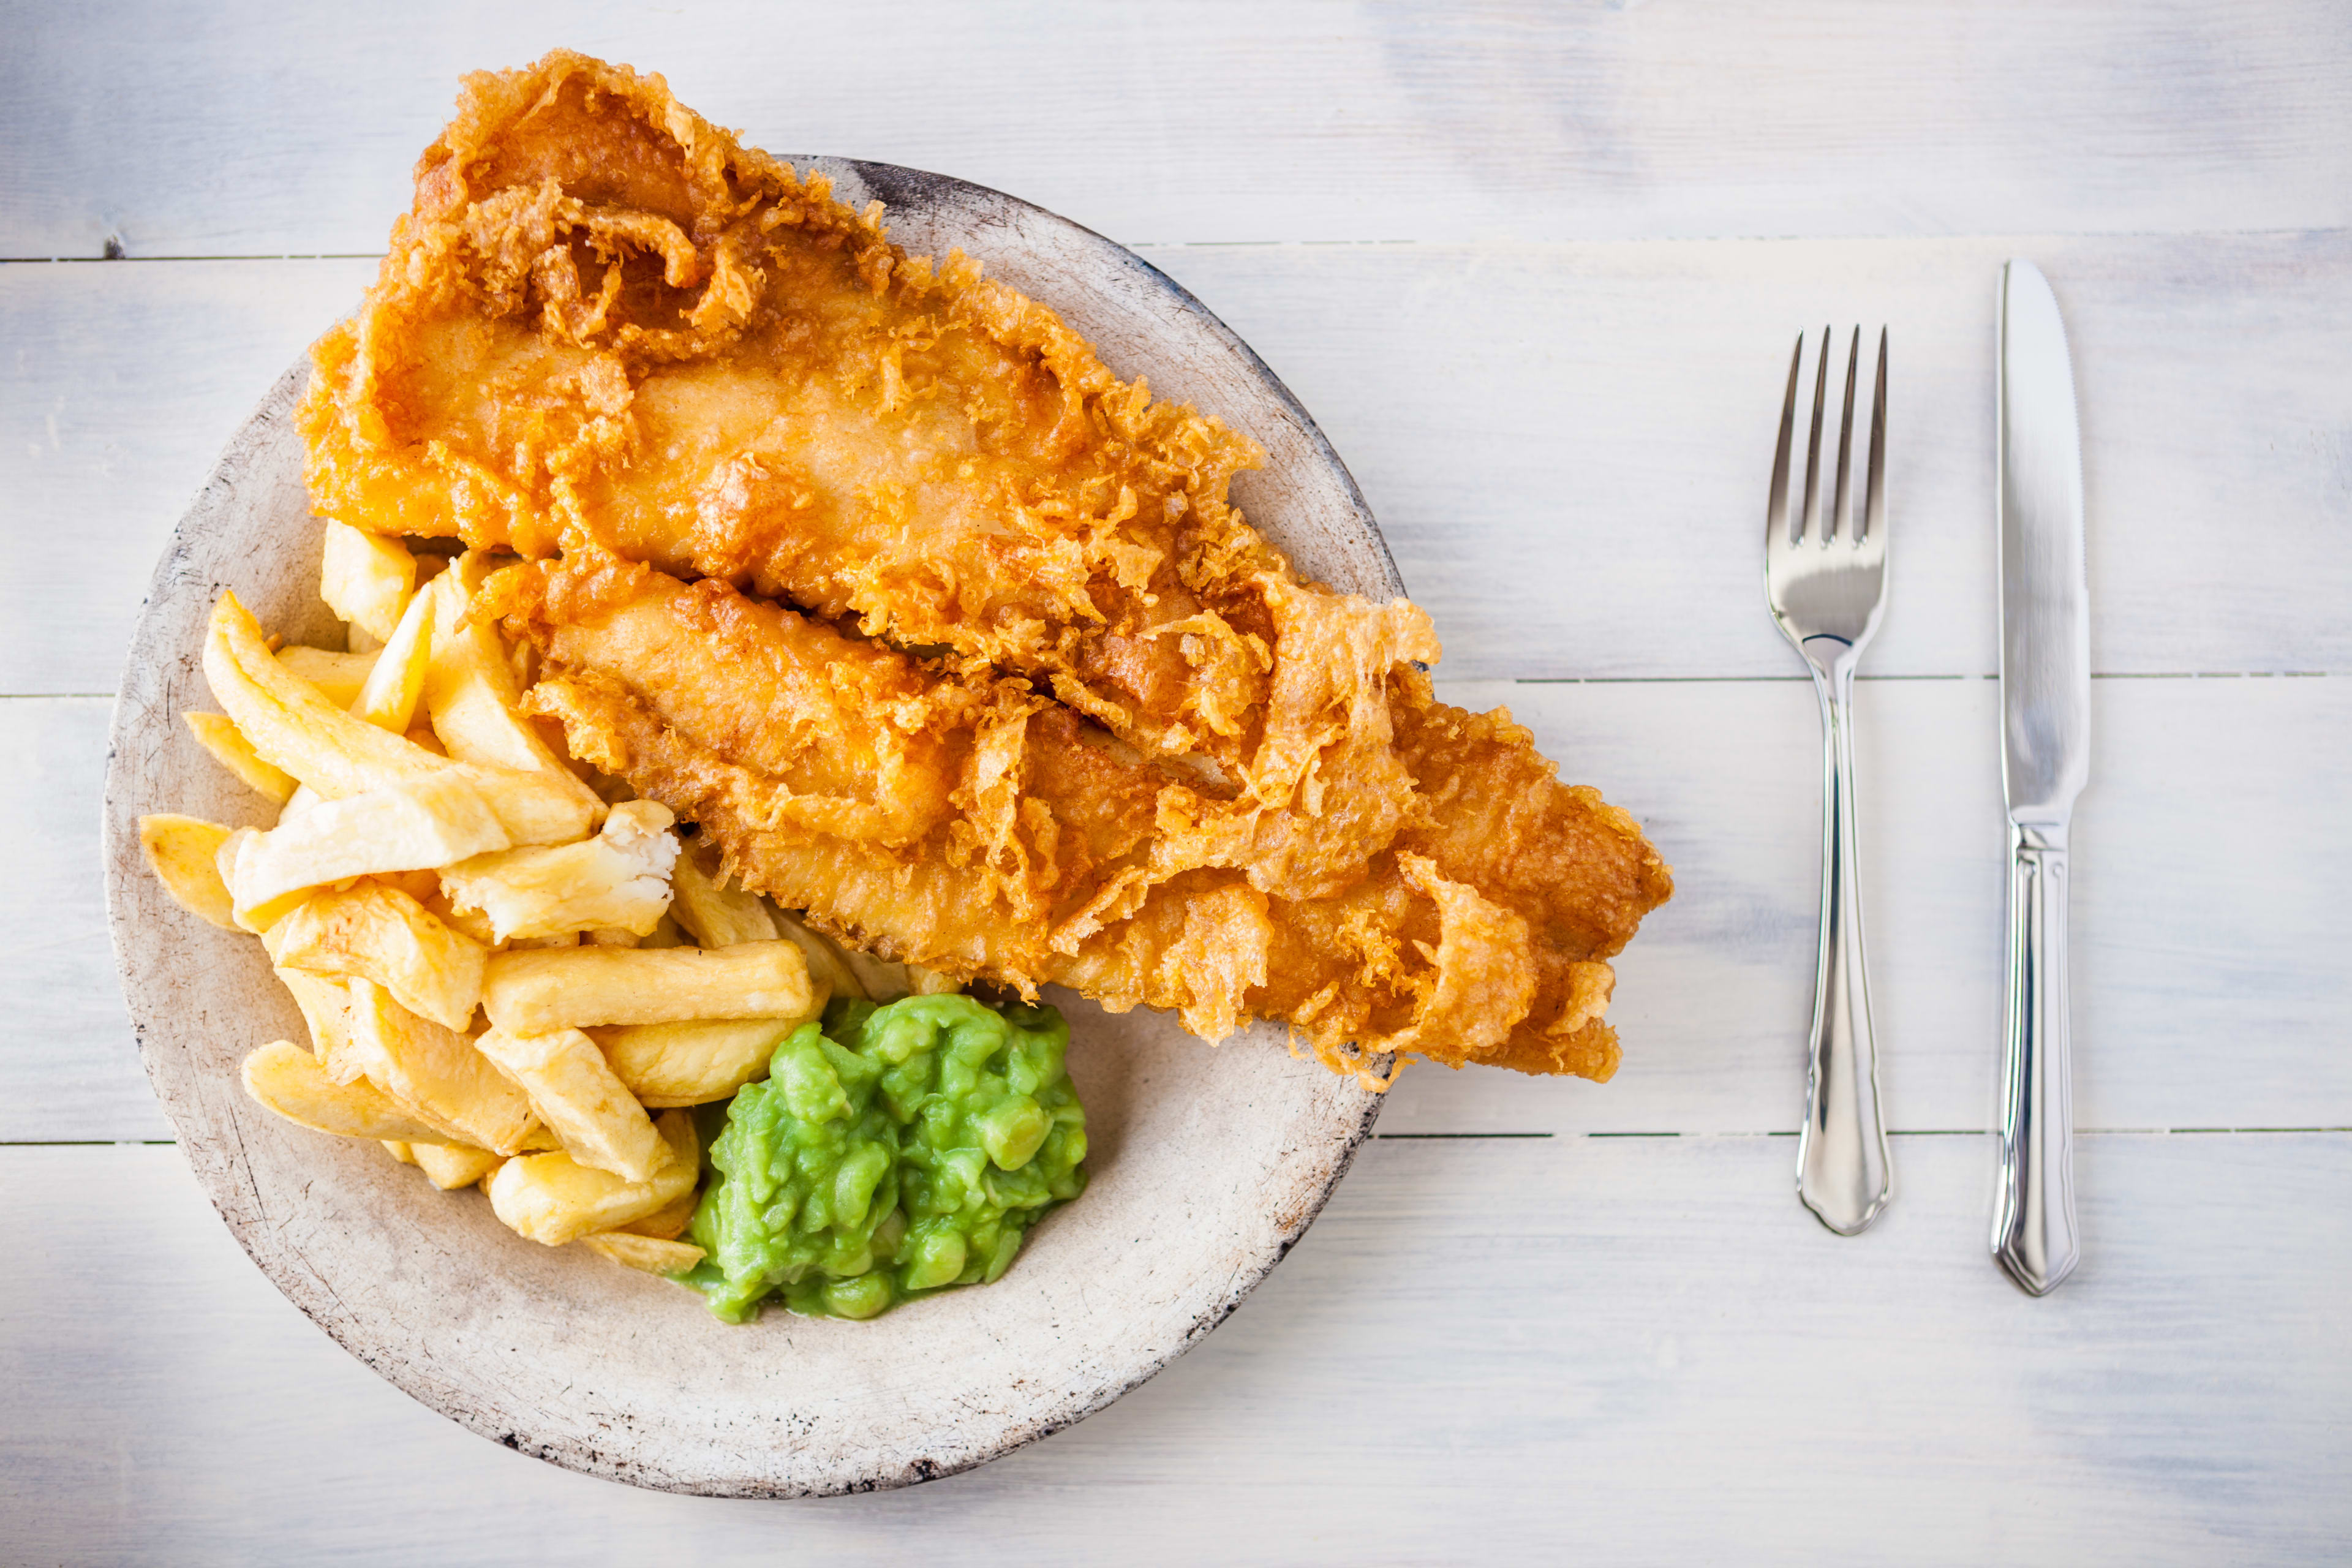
[300,48,1436,900]
[492,556,1670,1082]
[300,48,1675,1084]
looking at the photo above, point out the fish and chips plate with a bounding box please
[103,52,1669,1494]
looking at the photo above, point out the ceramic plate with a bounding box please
[100,163,1397,1498]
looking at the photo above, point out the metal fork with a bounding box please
[1765,326,1893,1236]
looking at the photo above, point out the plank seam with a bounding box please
[12,225,2352,265]
[1509,672,2335,685]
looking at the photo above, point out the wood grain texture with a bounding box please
[4,2,2345,1540]
[8,232,2352,692]
[0,698,164,1142]
[0,259,376,695]
[1385,673,2352,1136]
[28,673,2347,1143]
[4,0,2349,257]
[1152,230,2352,680]
[7,1136,2344,1564]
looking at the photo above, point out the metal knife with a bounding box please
[1993,259,2089,1296]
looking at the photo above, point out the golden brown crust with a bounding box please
[299,48,1438,902]
[495,556,1670,1084]
[304,50,1675,1085]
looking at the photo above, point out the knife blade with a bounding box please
[1992,258,2088,1295]
[2000,263,2091,822]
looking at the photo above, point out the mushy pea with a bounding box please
[680,993,1088,1322]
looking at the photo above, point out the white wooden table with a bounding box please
[7,4,2348,1561]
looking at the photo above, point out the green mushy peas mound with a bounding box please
[682,993,1088,1322]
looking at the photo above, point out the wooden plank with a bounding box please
[1157,228,2352,680]
[6,1,2350,258]
[7,233,2351,693]
[1382,674,2352,1136]
[1,696,167,1143]
[2,1133,2342,1561]
[0,258,377,695]
[31,674,2349,1143]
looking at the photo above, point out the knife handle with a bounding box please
[1993,820,2080,1295]
[1796,665,1893,1235]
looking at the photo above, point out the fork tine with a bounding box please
[1830,326,1859,543]
[1800,325,1830,545]
[1862,326,1888,546]
[1766,332,1803,550]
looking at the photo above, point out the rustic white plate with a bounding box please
[100,163,1398,1498]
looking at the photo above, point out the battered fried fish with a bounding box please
[490,554,1670,1082]
[300,48,1436,900]
[301,49,1675,1084]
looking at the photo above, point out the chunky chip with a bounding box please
[350,574,439,734]
[440,799,679,942]
[592,1016,807,1107]
[669,842,776,948]
[183,712,296,803]
[318,520,417,643]
[763,903,869,1000]
[480,941,816,1033]
[222,772,511,930]
[138,814,240,930]
[242,1039,453,1144]
[273,645,378,707]
[474,1026,664,1182]
[486,1110,698,1245]
[271,963,357,1061]
[411,1142,505,1190]
[579,1232,704,1275]
[338,979,538,1153]
[423,554,606,804]
[619,1187,698,1241]
[270,881,487,1031]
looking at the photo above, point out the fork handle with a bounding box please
[1796,662,1893,1234]
[1992,820,2080,1295]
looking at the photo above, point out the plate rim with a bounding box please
[100,160,1398,1497]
